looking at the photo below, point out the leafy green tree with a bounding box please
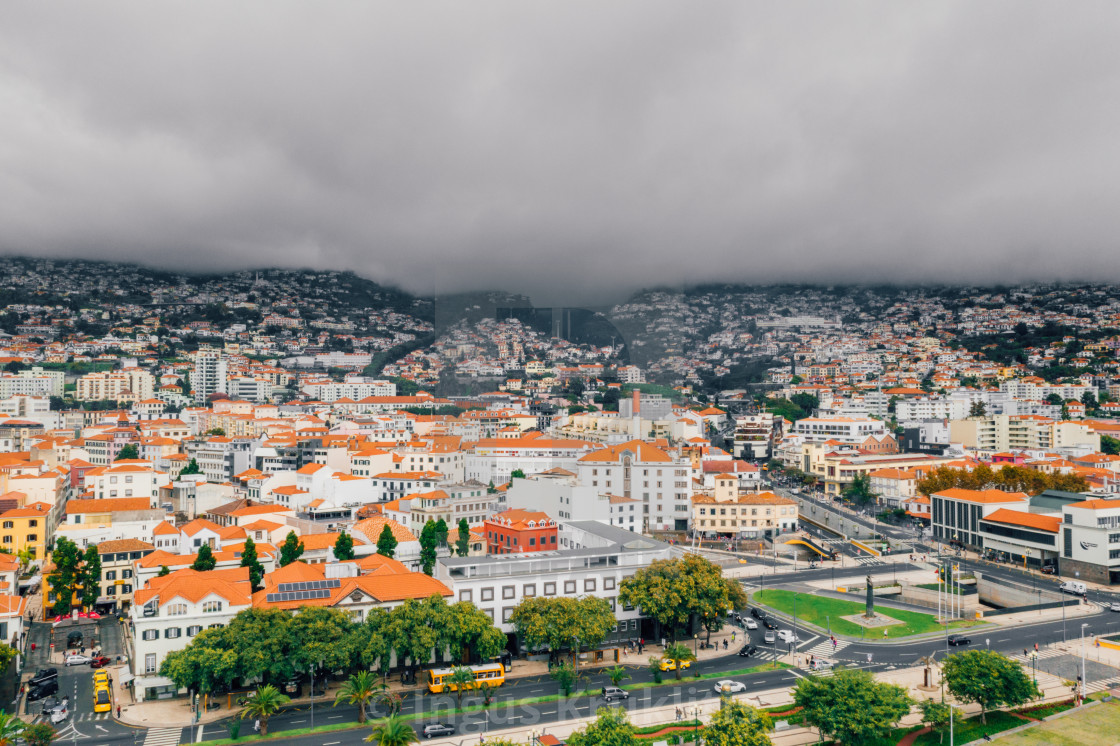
[443,601,506,663]
[114,443,140,461]
[968,400,987,418]
[239,536,265,591]
[288,606,357,675]
[352,608,393,674]
[19,723,55,746]
[841,472,878,506]
[508,596,616,665]
[433,518,449,547]
[606,665,630,687]
[648,655,663,684]
[333,532,355,561]
[0,643,18,672]
[278,531,305,567]
[918,698,962,744]
[419,521,438,576]
[1081,390,1098,413]
[364,715,417,745]
[80,544,102,610]
[566,706,638,746]
[793,669,912,744]
[447,666,476,709]
[0,708,27,745]
[161,626,240,702]
[238,684,290,735]
[376,524,398,558]
[191,543,216,571]
[47,536,82,616]
[618,553,739,642]
[509,468,527,480]
[1103,435,1120,456]
[157,565,171,577]
[206,427,226,436]
[387,596,445,675]
[663,642,695,681]
[942,650,1039,724]
[455,518,471,557]
[702,700,773,746]
[226,608,297,685]
[334,671,378,724]
[550,660,579,696]
[180,458,202,476]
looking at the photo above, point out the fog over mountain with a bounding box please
[3,2,1120,304]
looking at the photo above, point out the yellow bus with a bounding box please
[93,683,112,713]
[427,663,505,694]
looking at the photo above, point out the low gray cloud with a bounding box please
[2,2,1120,304]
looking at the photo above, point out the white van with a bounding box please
[1059,581,1087,595]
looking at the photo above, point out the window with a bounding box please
[28,519,37,527]
[604,577,616,590]
[1,522,11,530]
[459,590,473,603]
[145,653,157,674]
[564,580,576,594]
[202,601,223,613]
[123,569,133,579]
[502,607,514,623]
[1,536,10,545]
[25,534,37,542]
[481,588,494,602]
[122,584,132,594]
[166,603,187,616]
[142,629,159,641]
[106,571,117,581]
[502,585,515,600]
[523,584,536,597]
[165,627,182,639]
[543,582,556,596]
[584,578,596,592]
[106,586,116,596]
[187,625,202,637]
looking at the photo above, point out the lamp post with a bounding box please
[1080,624,1089,705]
[694,633,698,657]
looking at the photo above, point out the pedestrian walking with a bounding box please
[867,653,872,664]
[116,705,121,719]
[254,719,260,733]
[731,631,736,643]
[1034,642,1039,652]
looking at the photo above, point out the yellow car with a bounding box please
[93,684,112,714]
[93,670,110,687]
[659,657,692,672]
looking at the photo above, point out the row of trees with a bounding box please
[375,517,473,574]
[160,594,506,700]
[916,464,1088,497]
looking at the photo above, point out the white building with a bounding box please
[575,440,692,532]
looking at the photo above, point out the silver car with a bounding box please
[763,630,776,644]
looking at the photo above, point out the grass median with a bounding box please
[753,589,983,638]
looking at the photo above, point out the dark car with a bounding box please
[762,617,778,630]
[750,608,763,620]
[89,656,112,669]
[422,723,454,738]
[947,635,971,647]
[738,644,759,657]
[27,679,59,702]
[29,668,58,686]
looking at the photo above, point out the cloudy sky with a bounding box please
[3,2,1120,303]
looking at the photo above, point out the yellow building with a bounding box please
[0,503,50,559]
[691,475,799,539]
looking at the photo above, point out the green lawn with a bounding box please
[915,582,968,595]
[912,711,1025,745]
[753,589,982,638]
[993,700,1120,744]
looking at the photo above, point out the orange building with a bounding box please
[484,509,557,555]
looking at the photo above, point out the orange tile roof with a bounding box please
[97,538,155,553]
[981,508,1060,533]
[932,488,1029,505]
[352,517,416,544]
[152,521,178,536]
[66,497,151,514]
[577,439,674,464]
[1067,499,1120,511]
[134,567,252,608]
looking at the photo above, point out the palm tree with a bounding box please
[237,684,290,736]
[335,671,379,724]
[0,711,26,746]
[365,715,418,745]
[447,666,476,710]
[664,642,697,681]
[606,665,630,687]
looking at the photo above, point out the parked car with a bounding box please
[29,668,58,686]
[422,723,454,738]
[763,631,776,644]
[27,679,59,702]
[744,618,758,630]
[947,635,971,647]
[808,659,834,672]
[1040,565,1056,575]
[738,644,759,657]
[601,686,630,702]
[777,630,799,644]
[714,679,746,694]
[89,656,112,669]
[64,654,92,667]
[1110,602,1120,612]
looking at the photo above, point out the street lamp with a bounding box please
[1080,624,1090,704]
[694,633,699,656]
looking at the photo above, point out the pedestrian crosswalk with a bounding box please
[32,711,114,725]
[803,638,851,658]
[1084,677,1120,695]
[854,556,885,566]
[144,726,183,746]
[1007,647,1066,665]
